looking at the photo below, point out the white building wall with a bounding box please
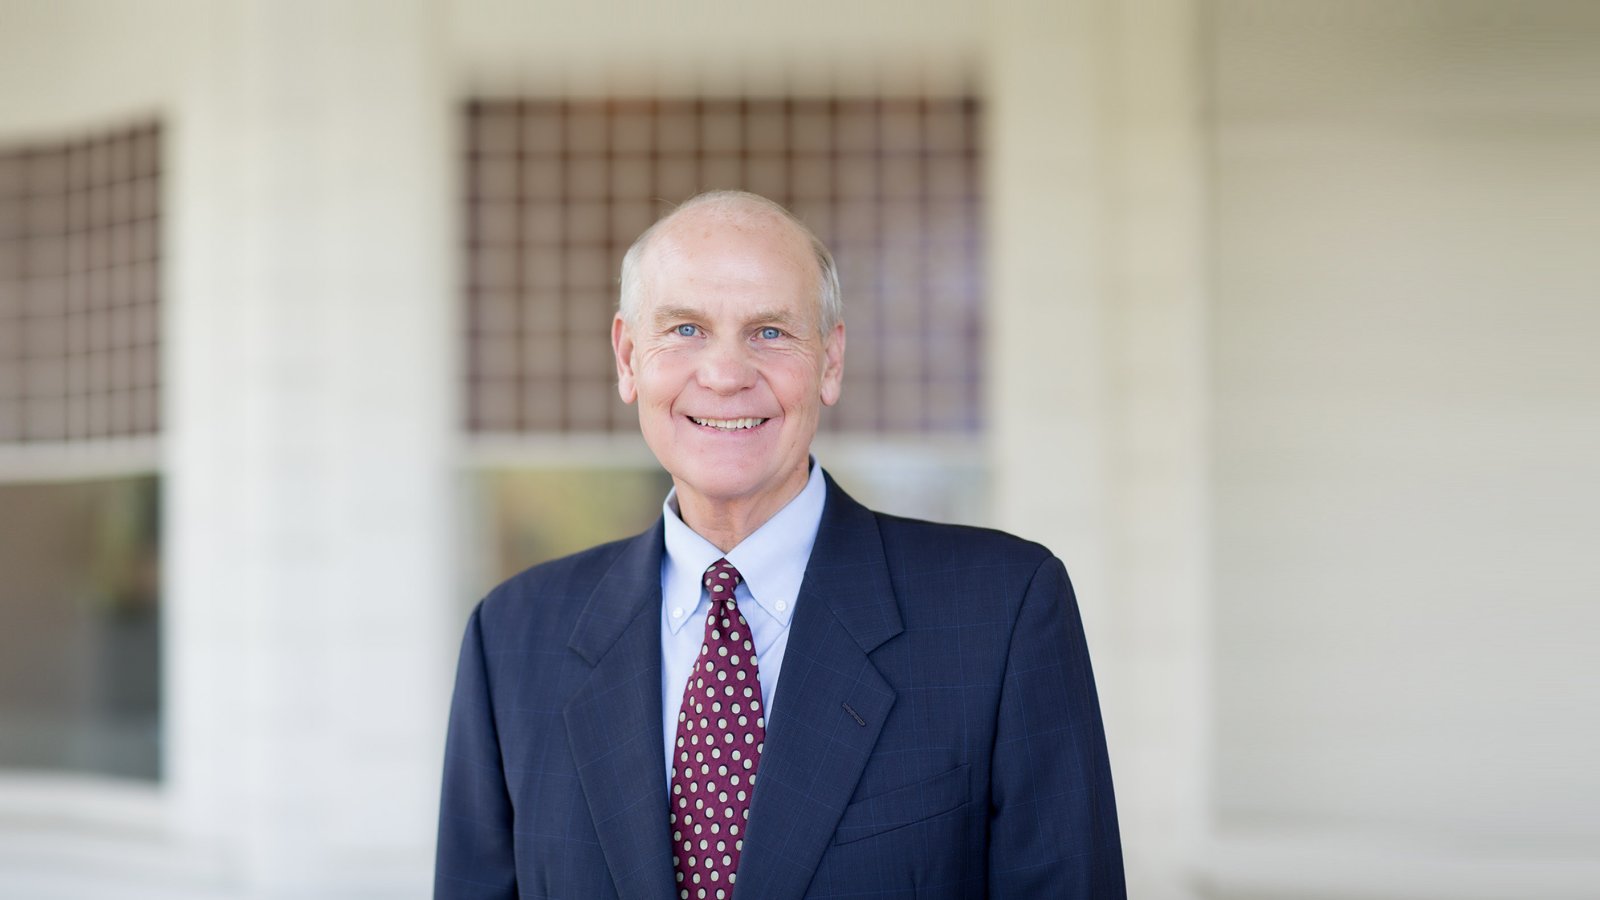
[1202,2,1600,897]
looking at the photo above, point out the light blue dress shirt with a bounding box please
[659,461,826,783]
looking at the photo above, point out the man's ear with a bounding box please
[612,313,638,404]
[820,322,846,407]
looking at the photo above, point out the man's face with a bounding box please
[612,208,845,524]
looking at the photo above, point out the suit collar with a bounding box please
[801,472,904,655]
[733,474,904,900]
[568,521,663,665]
[564,522,678,900]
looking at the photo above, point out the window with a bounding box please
[461,98,983,436]
[0,121,162,780]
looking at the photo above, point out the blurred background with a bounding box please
[1,0,1596,897]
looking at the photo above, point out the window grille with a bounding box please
[0,122,161,443]
[462,99,982,435]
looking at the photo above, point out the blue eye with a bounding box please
[675,324,698,337]
[758,327,782,340]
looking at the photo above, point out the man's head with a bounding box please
[611,191,846,539]
[619,191,843,334]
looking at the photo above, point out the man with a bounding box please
[435,191,1124,899]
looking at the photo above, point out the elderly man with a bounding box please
[435,191,1124,899]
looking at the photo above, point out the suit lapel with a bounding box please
[564,523,677,900]
[735,477,903,900]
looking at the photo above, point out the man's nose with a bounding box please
[697,337,757,394]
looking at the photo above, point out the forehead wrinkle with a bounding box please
[650,304,808,330]
[636,206,827,335]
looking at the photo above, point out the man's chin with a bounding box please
[674,474,766,510]
[672,465,814,518]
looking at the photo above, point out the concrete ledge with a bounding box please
[1194,830,1600,900]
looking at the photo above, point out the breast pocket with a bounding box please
[833,763,971,845]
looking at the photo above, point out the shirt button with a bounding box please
[671,607,684,619]
[775,600,788,612]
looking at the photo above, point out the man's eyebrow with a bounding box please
[744,309,801,327]
[652,306,702,326]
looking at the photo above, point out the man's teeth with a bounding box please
[691,416,766,430]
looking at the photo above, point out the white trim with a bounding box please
[812,433,984,470]
[458,431,985,470]
[0,771,164,832]
[0,772,233,898]
[460,431,657,468]
[1195,831,1600,900]
[0,438,160,483]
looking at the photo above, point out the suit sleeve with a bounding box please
[988,555,1126,898]
[435,604,518,899]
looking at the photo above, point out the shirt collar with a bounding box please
[661,460,826,632]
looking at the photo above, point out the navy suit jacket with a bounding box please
[436,475,1124,899]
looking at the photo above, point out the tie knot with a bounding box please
[703,558,744,597]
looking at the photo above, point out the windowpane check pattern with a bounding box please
[462,98,983,435]
[0,122,162,443]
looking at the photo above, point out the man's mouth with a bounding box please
[689,416,769,431]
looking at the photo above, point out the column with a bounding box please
[165,0,455,893]
[986,1,1208,897]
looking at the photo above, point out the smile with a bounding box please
[689,416,769,431]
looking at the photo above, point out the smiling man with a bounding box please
[611,194,845,554]
[435,192,1124,899]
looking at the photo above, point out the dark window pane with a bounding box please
[465,467,670,601]
[0,475,160,780]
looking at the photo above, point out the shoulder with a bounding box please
[475,529,654,635]
[820,472,1062,593]
[871,510,1054,569]
[866,509,1068,617]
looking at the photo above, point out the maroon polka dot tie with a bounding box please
[670,558,765,900]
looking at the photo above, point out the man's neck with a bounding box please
[674,470,811,553]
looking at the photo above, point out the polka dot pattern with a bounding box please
[670,558,764,899]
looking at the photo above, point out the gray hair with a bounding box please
[618,190,842,334]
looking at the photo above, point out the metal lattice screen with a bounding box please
[462,98,982,435]
[0,122,161,443]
